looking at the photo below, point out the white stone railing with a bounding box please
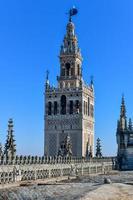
[0,158,115,185]
[0,156,116,165]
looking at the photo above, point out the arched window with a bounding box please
[54,101,58,115]
[86,102,87,115]
[75,100,80,114]
[48,102,52,115]
[84,101,86,115]
[69,101,73,114]
[88,97,90,116]
[61,95,66,115]
[71,67,74,76]
[77,64,80,76]
[65,63,70,76]
[90,104,94,118]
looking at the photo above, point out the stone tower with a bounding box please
[116,96,133,170]
[44,12,95,157]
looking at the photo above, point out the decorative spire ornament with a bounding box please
[45,70,50,90]
[119,95,127,130]
[120,95,126,118]
[128,118,133,131]
[95,138,102,158]
[4,119,16,161]
[58,135,72,157]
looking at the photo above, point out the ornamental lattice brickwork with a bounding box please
[44,15,95,157]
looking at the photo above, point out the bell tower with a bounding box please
[58,20,83,90]
[44,9,95,157]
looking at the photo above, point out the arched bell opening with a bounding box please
[61,95,67,115]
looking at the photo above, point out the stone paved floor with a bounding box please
[0,171,133,200]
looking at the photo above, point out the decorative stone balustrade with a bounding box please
[0,157,116,185]
[0,156,116,165]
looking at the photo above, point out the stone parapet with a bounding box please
[0,157,116,186]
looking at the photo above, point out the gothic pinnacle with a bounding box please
[128,118,133,131]
[120,95,126,118]
[4,118,16,160]
[119,95,127,131]
[45,70,50,90]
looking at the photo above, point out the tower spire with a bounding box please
[120,95,126,118]
[119,95,127,130]
[59,9,82,89]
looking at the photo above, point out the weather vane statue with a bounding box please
[69,6,78,22]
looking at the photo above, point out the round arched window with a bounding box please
[65,63,70,76]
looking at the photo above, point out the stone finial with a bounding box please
[128,118,133,131]
[58,135,72,157]
[95,138,102,158]
[4,118,16,161]
[120,95,126,118]
[119,95,127,130]
[45,70,50,90]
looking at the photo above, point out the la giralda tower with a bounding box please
[44,9,95,157]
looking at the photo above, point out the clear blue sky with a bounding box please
[0,0,133,156]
